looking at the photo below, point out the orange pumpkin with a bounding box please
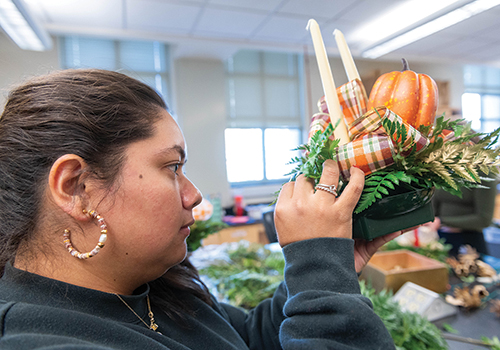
[367,58,438,128]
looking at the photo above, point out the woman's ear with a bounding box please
[48,154,88,221]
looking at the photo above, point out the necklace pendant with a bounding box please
[150,322,159,331]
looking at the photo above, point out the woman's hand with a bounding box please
[274,159,364,247]
[353,232,400,273]
[353,226,420,273]
[423,216,441,231]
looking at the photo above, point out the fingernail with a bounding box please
[352,165,358,168]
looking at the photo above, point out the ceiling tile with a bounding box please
[463,41,500,61]
[396,32,461,55]
[439,10,500,37]
[321,20,360,51]
[338,0,401,22]
[33,0,122,28]
[208,0,283,12]
[194,7,267,37]
[278,0,357,19]
[474,23,500,41]
[423,37,495,58]
[13,0,500,64]
[253,15,310,43]
[127,0,200,33]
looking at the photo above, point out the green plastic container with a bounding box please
[352,187,435,240]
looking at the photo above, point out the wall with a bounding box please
[173,58,232,205]
[0,32,60,110]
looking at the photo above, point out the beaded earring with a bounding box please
[63,209,108,259]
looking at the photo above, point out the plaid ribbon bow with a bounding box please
[309,79,430,181]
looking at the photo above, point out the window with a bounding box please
[225,50,304,185]
[462,65,500,133]
[60,36,171,106]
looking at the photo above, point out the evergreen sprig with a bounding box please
[360,281,448,350]
[286,122,340,181]
[287,112,500,213]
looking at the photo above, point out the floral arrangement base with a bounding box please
[352,187,435,240]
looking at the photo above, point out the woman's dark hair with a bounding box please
[0,69,212,320]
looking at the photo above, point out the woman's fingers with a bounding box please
[318,159,340,187]
[293,173,316,198]
[335,166,365,213]
[274,161,366,246]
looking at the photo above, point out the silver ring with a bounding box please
[315,183,338,197]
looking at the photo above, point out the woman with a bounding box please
[432,181,497,256]
[0,69,397,349]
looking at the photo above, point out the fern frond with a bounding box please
[355,171,416,214]
[428,162,458,190]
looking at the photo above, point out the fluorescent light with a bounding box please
[0,0,52,51]
[362,0,500,59]
[351,0,461,47]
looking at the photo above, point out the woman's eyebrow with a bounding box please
[156,145,186,160]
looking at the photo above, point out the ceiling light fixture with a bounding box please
[362,0,500,59]
[351,0,461,48]
[0,0,52,51]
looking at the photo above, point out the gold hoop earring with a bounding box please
[63,209,108,259]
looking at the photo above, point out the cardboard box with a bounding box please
[359,249,449,293]
[202,223,269,246]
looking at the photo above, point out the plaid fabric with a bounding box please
[318,96,328,114]
[337,78,368,129]
[307,79,430,181]
[308,113,332,140]
[336,134,395,181]
[350,107,429,153]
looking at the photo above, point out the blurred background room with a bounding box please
[3,1,500,348]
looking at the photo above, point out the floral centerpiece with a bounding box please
[293,22,500,240]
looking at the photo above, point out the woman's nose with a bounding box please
[182,176,202,210]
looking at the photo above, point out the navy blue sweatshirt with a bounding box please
[0,238,394,349]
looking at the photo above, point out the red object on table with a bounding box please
[414,228,419,247]
[234,195,244,216]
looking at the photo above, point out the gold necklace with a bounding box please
[115,294,161,334]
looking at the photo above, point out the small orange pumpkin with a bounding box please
[367,58,438,128]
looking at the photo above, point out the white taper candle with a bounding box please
[307,19,349,145]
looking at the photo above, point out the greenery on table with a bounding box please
[199,241,452,349]
[186,218,227,252]
[359,281,448,350]
[199,242,285,309]
[287,115,500,214]
[381,238,452,263]
[481,336,500,350]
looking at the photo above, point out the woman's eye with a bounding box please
[166,163,181,175]
[166,162,185,176]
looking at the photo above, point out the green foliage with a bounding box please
[442,323,458,334]
[287,113,500,213]
[355,170,417,214]
[186,218,227,252]
[360,281,448,350]
[481,336,500,350]
[381,238,452,263]
[287,122,340,181]
[199,242,285,309]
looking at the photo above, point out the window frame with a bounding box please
[224,126,302,187]
[224,50,305,187]
[59,36,171,107]
[463,65,500,133]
